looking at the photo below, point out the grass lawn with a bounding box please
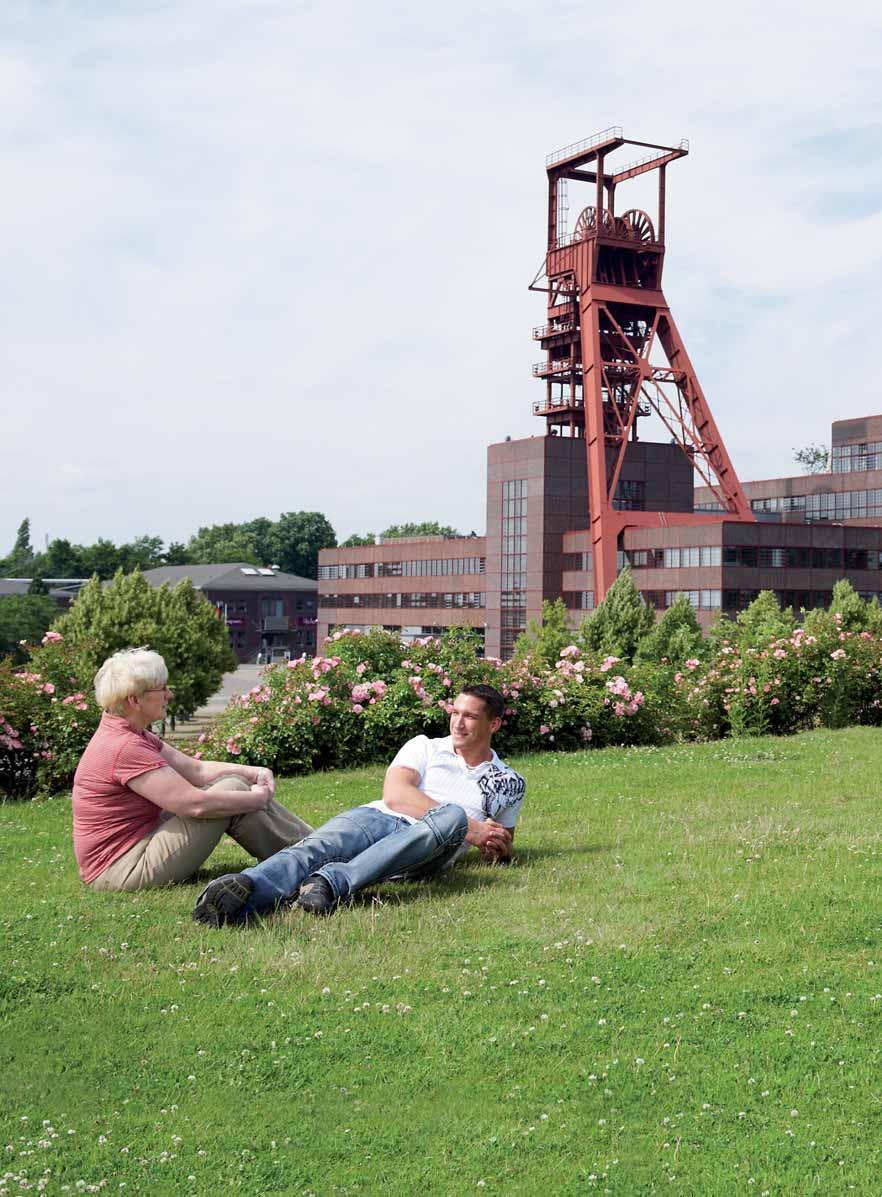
[3,728,882,1195]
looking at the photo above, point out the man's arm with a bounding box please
[159,742,275,798]
[383,765,513,855]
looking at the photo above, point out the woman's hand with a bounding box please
[249,783,273,810]
[253,768,276,799]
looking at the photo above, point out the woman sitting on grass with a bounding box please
[72,648,312,892]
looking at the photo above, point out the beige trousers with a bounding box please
[91,776,313,892]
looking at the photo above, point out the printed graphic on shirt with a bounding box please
[478,765,526,820]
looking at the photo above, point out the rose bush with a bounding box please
[8,591,882,795]
[0,632,100,797]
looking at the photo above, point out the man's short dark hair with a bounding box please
[459,683,505,721]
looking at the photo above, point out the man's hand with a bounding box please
[466,817,512,856]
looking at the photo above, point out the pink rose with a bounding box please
[42,683,55,695]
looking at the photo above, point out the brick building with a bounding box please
[140,564,318,663]
[317,415,882,657]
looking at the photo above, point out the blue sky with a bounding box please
[2,0,882,552]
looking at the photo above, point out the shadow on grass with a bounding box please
[191,840,605,890]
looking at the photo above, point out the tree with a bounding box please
[243,518,276,565]
[270,511,337,578]
[579,568,655,661]
[514,598,574,665]
[381,521,459,539]
[117,535,165,573]
[3,518,35,575]
[0,594,58,660]
[38,538,87,577]
[164,541,192,565]
[186,523,259,565]
[340,533,376,548]
[793,443,829,474]
[735,590,794,650]
[826,577,882,635]
[55,570,235,716]
[79,538,123,579]
[635,595,704,665]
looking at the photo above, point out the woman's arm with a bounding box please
[128,766,271,819]
[159,743,275,797]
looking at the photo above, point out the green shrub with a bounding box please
[0,632,100,797]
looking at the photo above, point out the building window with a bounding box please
[832,441,882,473]
[500,480,528,657]
[260,597,284,617]
[614,479,646,511]
[318,592,485,610]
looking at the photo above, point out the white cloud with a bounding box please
[2,0,882,551]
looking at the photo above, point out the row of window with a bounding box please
[318,556,485,580]
[501,481,529,651]
[320,592,485,610]
[329,624,480,646]
[626,546,723,569]
[643,590,723,610]
[832,442,882,473]
[563,551,594,572]
[723,546,882,570]
[751,488,882,520]
[566,545,882,573]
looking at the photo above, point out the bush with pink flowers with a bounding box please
[197,631,684,774]
[0,631,100,797]
[8,588,882,794]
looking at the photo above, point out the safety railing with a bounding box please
[614,139,689,178]
[533,358,578,377]
[532,321,576,339]
[545,126,623,167]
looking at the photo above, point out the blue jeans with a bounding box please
[241,804,468,913]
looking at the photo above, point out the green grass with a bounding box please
[3,728,882,1195]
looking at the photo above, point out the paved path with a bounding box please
[166,664,267,742]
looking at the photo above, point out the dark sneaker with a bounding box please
[192,873,254,927]
[296,874,338,915]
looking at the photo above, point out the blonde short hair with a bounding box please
[94,648,168,715]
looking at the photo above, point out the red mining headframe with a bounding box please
[530,126,754,601]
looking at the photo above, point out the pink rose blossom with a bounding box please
[41,630,63,644]
[352,703,364,714]
[42,683,55,695]
[539,724,551,735]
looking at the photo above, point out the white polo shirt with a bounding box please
[366,734,526,827]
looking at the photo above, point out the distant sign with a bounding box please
[226,618,246,627]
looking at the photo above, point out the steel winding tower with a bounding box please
[531,127,754,600]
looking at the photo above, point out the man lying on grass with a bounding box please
[192,683,526,926]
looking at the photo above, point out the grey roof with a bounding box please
[0,578,85,600]
[140,564,318,592]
